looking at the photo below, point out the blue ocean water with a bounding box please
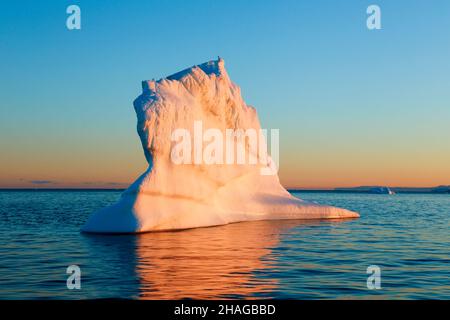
[0,190,449,299]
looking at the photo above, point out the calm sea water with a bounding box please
[0,190,449,299]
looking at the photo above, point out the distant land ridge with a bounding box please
[290,186,450,194]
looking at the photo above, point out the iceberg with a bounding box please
[82,58,359,233]
[370,187,395,195]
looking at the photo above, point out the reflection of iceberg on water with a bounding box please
[82,58,359,234]
[370,187,395,195]
[134,220,296,299]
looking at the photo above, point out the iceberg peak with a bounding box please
[141,57,228,94]
[168,56,226,80]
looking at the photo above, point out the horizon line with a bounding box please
[0,185,448,191]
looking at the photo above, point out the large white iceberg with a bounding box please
[82,58,359,233]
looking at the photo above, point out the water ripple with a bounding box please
[0,191,449,299]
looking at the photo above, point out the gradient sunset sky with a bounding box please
[1,0,449,189]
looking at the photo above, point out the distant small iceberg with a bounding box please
[370,187,395,195]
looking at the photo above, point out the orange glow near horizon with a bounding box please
[1,122,449,189]
[1,147,449,189]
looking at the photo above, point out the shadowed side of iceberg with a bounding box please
[81,194,141,233]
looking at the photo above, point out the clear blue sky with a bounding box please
[1,0,449,188]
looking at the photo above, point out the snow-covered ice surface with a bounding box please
[82,58,359,233]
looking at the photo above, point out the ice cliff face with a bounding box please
[82,58,358,233]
